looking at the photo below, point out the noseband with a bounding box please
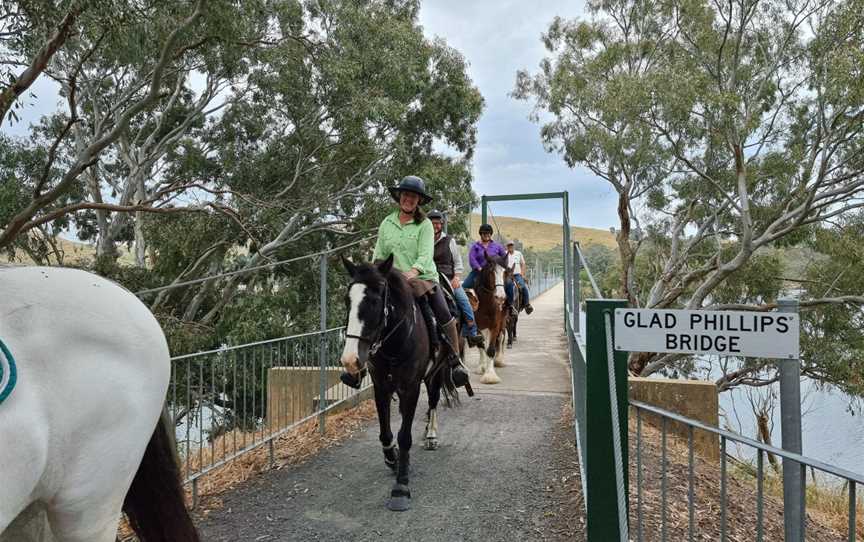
[345,280,414,358]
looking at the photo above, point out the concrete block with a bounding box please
[629,377,720,461]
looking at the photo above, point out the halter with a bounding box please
[345,280,414,359]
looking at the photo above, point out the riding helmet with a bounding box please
[427,210,444,221]
[479,223,493,235]
[388,175,433,205]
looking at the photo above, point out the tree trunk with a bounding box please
[615,188,638,306]
[756,412,780,474]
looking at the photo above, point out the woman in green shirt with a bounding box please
[342,176,470,389]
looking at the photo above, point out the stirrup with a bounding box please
[466,334,485,348]
[450,364,470,388]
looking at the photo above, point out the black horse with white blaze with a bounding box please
[339,255,458,511]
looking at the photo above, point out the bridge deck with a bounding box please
[198,283,578,542]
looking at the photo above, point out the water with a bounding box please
[721,377,864,481]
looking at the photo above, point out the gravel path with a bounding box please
[198,284,578,542]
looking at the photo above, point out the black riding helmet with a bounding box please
[479,223,493,235]
[427,210,444,221]
[388,175,433,206]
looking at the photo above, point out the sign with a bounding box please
[614,308,799,359]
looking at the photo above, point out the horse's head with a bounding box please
[480,252,508,302]
[339,254,395,374]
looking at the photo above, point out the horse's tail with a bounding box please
[123,410,200,542]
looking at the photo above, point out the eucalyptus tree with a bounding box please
[133,0,483,344]
[518,0,864,391]
[0,0,269,264]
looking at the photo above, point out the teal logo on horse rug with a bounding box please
[0,338,17,404]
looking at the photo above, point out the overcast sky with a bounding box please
[419,0,617,229]
[1,1,618,231]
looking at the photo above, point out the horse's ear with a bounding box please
[341,255,357,277]
[377,253,394,276]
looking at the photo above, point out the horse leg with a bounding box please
[373,383,397,471]
[424,380,442,450]
[387,386,420,511]
[494,330,506,367]
[480,322,503,384]
[47,500,123,542]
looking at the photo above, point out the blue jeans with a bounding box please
[461,269,479,291]
[514,274,530,305]
[452,286,479,336]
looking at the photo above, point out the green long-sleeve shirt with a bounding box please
[372,212,438,282]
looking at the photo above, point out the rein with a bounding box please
[345,279,415,361]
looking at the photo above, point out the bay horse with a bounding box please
[0,266,198,542]
[467,253,509,384]
[339,255,458,511]
[505,265,524,349]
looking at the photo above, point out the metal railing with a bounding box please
[567,241,862,541]
[526,265,561,297]
[631,400,862,542]
[168,327,372,503]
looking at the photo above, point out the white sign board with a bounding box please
[614,308,799,359]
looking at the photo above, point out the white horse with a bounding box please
[0,266,199,542]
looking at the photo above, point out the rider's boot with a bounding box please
[525,303,534,315]
[417,295,440,350]
[441,319,470,388]
[464,319,485,348]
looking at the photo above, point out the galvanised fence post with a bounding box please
[586,298,629,541]
[778,298,805,541]
[318,253,328,435]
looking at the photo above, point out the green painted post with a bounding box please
[562,192,571,324]
[481,195,488,227]
[586,299,629,541]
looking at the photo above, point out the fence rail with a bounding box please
[168,327,371,502]
[631,400,862,542]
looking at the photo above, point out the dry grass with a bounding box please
[118,399,377,540]
[0,236,135,265]
[468,213,617,251]
[546,403,851,541]
[737,459,864,539]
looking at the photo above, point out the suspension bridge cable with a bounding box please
[134,235,377,297]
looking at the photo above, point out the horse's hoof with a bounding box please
[424,438,438,450]
[480,373,501,385]
[387,484,411,511]
[506,343,513,349]
[384,447,398,471]
[494,359,505,368]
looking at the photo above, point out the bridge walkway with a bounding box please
[198,283,580,541]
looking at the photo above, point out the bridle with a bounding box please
[477,262,504,294]
[345,280,414,359]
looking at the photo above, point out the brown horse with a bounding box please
[466,253,509,384]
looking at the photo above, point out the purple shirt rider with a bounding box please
[468,240,507,271]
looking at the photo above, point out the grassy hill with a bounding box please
[0,237,135,265]
[467,213,617,251]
